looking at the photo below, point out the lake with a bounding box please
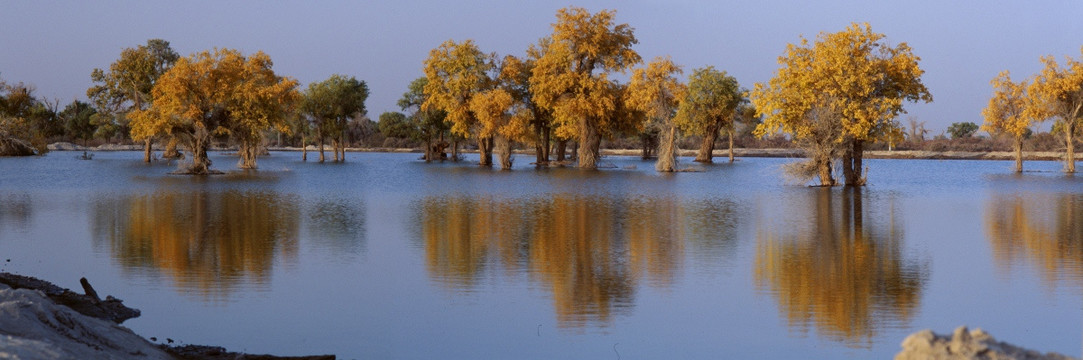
[0,151,1080,359]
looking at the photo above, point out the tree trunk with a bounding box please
[331,139,340,162]
[477,135,494,166]
[554,139,566,161]
[641,133,655,159]
[424,135,433,162]
[188,129,211,175]
[842,139,866,186]
[142,139,152,163]
[1014,137,1024,173]
[656,124,677,172]
[541,126,551,164]
[163,138,182,159]
[577,122,600,169]
[238,140,258,169]
[318,139,325,163]
[339,134,347,162]
[694,122,720,163]
[728,129,736,163]
[301,134,308,162]
[817,156,835,186]
[452,139,460,161]
[496,135,513,170]
[1064,123,1076,173]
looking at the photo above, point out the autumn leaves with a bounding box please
[982,52,1083,173]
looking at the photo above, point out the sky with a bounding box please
[1,1,1080,133]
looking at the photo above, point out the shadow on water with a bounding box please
[415,193,743,329]
[985,191,1083,292]
[91,190,301,301]
[753,187,928,348]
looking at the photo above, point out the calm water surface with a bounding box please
[0,151,1080,359]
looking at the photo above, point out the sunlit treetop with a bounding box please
[422,39,496,138]
[752,22,932,142]
[981,71,1034,139]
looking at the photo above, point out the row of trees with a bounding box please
[379,7,751,171]
[398,10,937,187]
[83,40,371,174]
[982,48,1083,173]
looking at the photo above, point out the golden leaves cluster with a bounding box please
[752,23,932,143]
[981,71,1033,139]
[129,48,299,143]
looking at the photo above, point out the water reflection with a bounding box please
[92,191,301,299]
[306,197,366,256]
[0,193,32,233]
[985,192,1083,290]
[418,194,740,328]
[754,188,927,347]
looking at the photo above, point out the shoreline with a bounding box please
[45,142,1074,162]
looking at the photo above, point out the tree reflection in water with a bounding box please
[92,190,300,300]
[754,188,927,347]
[985,192,1083,291]
[418,194,740,328]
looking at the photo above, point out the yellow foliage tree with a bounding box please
[1029,47,1083,173]
[423,39,498,166]
[130,48,299,174]
[981,71,1036,173]
[530,7,642,169]
[752,23,932,186]
[626,56,686,172]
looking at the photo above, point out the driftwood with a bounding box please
[163,345,335,360]
[0,272,140,324]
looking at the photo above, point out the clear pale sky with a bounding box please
[2,1,1080,133]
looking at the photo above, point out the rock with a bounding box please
[0,272,140,324]
[47,142,80,151]
[0,283,173,360]
[0,137,36,156]
[896,326,1077,360]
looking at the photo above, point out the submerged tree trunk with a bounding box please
[142,139,152,163]
[424,135,434,162]
[1014,137,1024,173]
[817,156,835,186]
[331,139,340,162]
[694,122,720,163]
[162,138,182,159]
[339,134,347,162]
[238,140,259,169]
[185,128,212,175]
[301,134,308,162]
[728,129,736,163]
[477,135,494,166]
[317,137,326,163]
[452,139,460,161]
[641,132,656,159]
[577,121,600,169]
[842,139,866,186]
[1064,123,1076,173]
[553,139,567,161]
[656,124,677,172]
[495,135,513,170]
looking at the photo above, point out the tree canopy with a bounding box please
[87,39,179,162]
